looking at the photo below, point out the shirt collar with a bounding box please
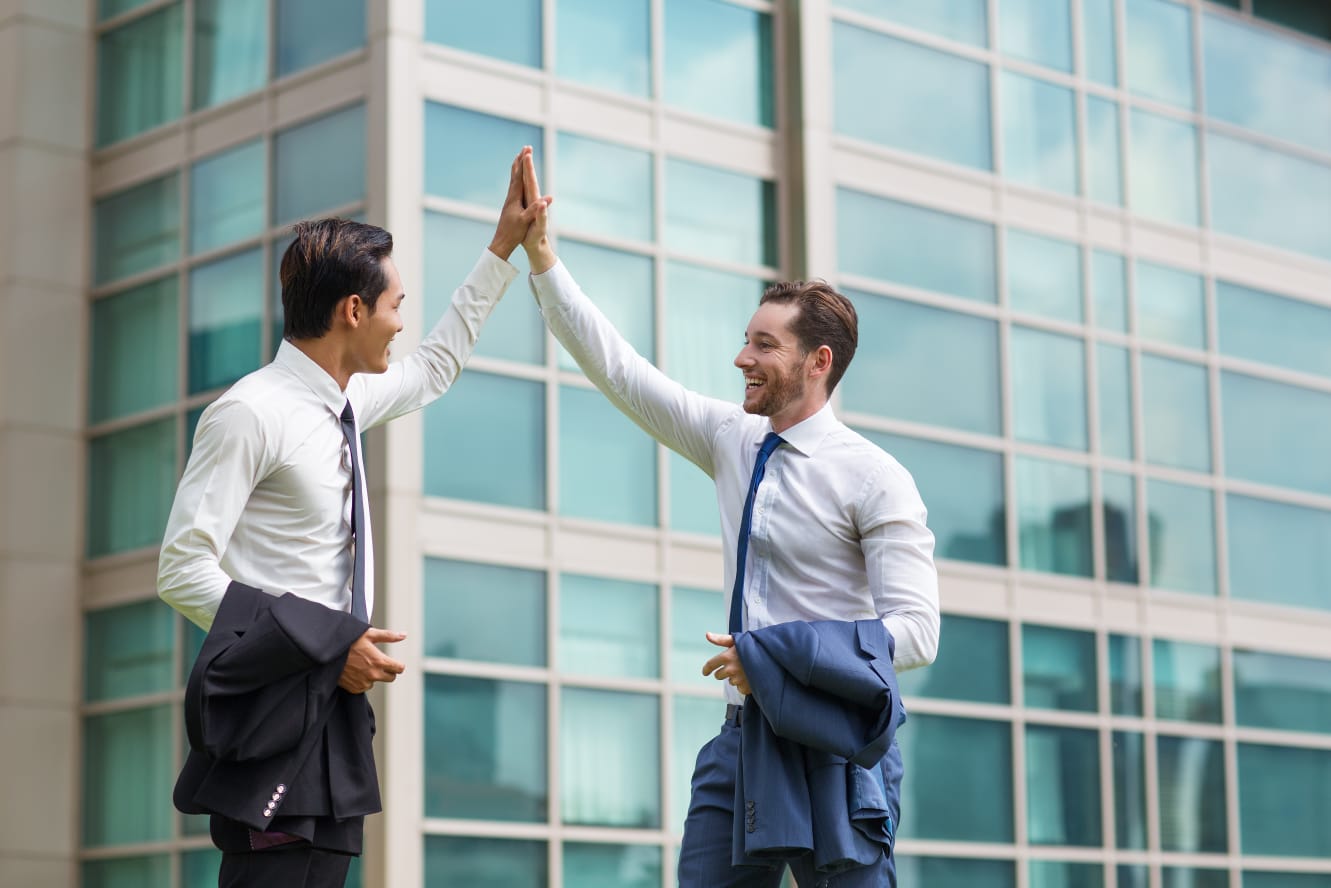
[772,402,839,457]
[274,339,348,417]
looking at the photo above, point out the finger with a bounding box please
[382,657,406,674]
[701,653,726,677]
[379,670,398,683]
[705,632,735,648]
[365,628,407,644]
[506,152,524,204]
[522,151,541,207]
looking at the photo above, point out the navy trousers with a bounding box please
[678,717,899,888]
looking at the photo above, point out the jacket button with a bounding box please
[271,793,281,802]
[276,784,287,794]
[262,808,273,818]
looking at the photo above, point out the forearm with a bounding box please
[864,523,940,671]
[158,534,231,630]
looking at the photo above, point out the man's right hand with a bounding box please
[338,627,407,694]
[521,150,558,275]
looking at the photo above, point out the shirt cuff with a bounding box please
[528,258,571,310]
[471,247,520,293]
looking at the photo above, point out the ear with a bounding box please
[336,294,365,329]
[808,344,834,380]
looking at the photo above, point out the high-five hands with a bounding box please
[519,149,558,274]
[702,632,751,696]
[489,146,554,261]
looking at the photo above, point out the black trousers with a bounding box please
[218,844,353,888]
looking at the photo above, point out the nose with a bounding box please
[734,345,753,369]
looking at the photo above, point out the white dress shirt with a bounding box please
[531,260,940,699]
[159,249,518,630]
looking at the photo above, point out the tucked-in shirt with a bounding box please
[530,260,940,701]
[159,249,518,630]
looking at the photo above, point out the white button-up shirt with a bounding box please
[159,249,518,630]
[531,261,940,700]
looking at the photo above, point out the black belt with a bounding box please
[725,703,743,726]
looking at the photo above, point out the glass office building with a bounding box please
[1,0,1329,885]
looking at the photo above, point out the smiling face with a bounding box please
[733,301,819,430]
[349,257,404,375]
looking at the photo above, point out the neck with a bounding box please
[290,336,353,391]
[768,395,828,435]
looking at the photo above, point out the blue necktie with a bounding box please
[340,400,368,623]
[729,432,784,634]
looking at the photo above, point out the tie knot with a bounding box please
[759,432,784,458]
[341,400,355,425]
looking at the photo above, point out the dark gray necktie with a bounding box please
[339,400,368,623]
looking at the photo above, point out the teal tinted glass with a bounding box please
[898,714,1013,841]
[1007,229,1082,322]
[834,24,991,170]
[275,0,365,76]
[424,104,542,207]
[1234,649,1331,734]
[833,0,987,46]
[999,0,1071,71]
[190,140,264,255]
[1153,639,1222,723]
[99,0,155,19]
[666,158,775,267]
[673,695,722,829]
[564,843,661,888]
[188,249,263,394]
[181,618,206,684]
[273,104,365,224]
[664,262,762,400]
[1092,251,1128,332]
[423,558,546,666]
[1137,261,1205,349]
[897,614,1009,703]
[1158,735,1227,852]
[672,586,723,686]
[1228,494,1331,612]
[556,0,650,96]
[1017,457,1092,577]
[87,419,177,557]
[1098,346,1134,461]
[423,371,546,509]
[182,849,223,888]
[670,450,721,537]
[96,3,183,146]
[84,856,170,888]
[562,688,659,827]
[1029,861,1104,888]
[1141,355,1210,471]
[84,601,174,702]
[1103,471,1138,583]
[844,294,1001,435]
[90,278,178,424]
[561,574,658,678]
[1125,0,1196,108]
[559,133,653,242]
[1129,110,1200,227]
[1113,731,1148,849]
[859,430,1006,566]
[425,0,541,67]
[1001,72,1077,194]
[1109,634,1143,715]
[1163,870,1229,888]
[838,189,997,303]
[83,705,174,845]
[1208,131,1331,262]
[192,0,266,109]
[1086,96,1123,205]
[423,675,547,820]
[897,857,1015,887]
[1012,327,1087,451]
[1120,865,1149,888]
[424,836,547,884]
[1223,372,1331,496]
[94,173,180,285]
[1023,624,1097,712]
[1244,875,1331,888]
[1218,281,1331,379]
[664,0,772,127]
[1082,0,1118,85]
[1147,480,1216,596]
[559,385,658,526]
[1251,0,1331,40]
[559,240,654,369]
[1239,743,1331,856]
[423,212,541,364]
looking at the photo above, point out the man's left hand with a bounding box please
[702,632,751,696]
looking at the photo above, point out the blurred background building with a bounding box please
[1,0,1329,885]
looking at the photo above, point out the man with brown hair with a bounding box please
[518,174,938,885]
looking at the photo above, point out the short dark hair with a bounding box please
[280,218,394,340]
[759,280,859,393]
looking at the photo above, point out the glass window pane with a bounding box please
[276,0,365,76]
[424,836,547,885]
[1120,865,1149,888]
[96,3,184,146]
[897,857,1016,886]
[562,688,659,827]
[1245,874,1331,888]
[1103,471,1139,583]
[1251,0,1331,41]
[559,134,653,243]
[1017,457,1092,578]
[88,419,177,558]
[1098,346,1134,461]
[188,249,263,394]
[1224,373,1331,496]
[665,158,774,267]
[1125,0,1196,108]
[1029,861,1104,888]
[1147,479,1216,596]
[672,586,723,686]
[1158,735,1227,852]
[556,0,650,96]
[1086,96,1123,205]
[670,450,721,537]
[1163,869,1229,888]
[424,559,546,666]
[898,714,1013,842]
[182,849,222,888]
[424,675,547,821]
[1007,230,1082,322]
[833,0,987,46]
[1218,281,1331,379]
[1113,731,1148,849]
[273,104,365,224]
[94,173,181,285]
[559,241,653,370]
[190,140,264,255]
[672,695,722,830]
[83,705,174,845]
[1001,72,1077,194]
[424,372,546,510]
[559,385,658,526]
[858,430,1006,567]
[1208,131,1331,263]
[898,614,1010,703]
[1129,110,1200,227]
[564,843,661,888]
[1154,639,1222,723]
[1141,355,1210,471]
[85,602,174,702]
[90,277,178,424]
[561,574,658,678]
[99,0,155,19]
[1082,0,1118,85]
[845,294,1001,435]
[1239,743,1331,857]
[1092,251,1128,333]
[665,0,772,127]
[999,0,1071,70]
[425,0,541,67]
[84,856,170,888]
[1012,327,1088,451]
[834,24,991,170]
[1023,624,1097,712]
[1234,648,1331,734]
[193,0,266,109]
[1228,494,1331,612]
[1137,261,1205,350]
[664,262,762,400]
[424,104,543,208]
[1110,634,1143,715]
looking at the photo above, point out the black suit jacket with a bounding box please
[173,582,381,833]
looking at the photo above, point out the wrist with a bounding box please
[526,239,557,275]
[488,235,519,261]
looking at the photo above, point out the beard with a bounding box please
[744,356,808,417]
